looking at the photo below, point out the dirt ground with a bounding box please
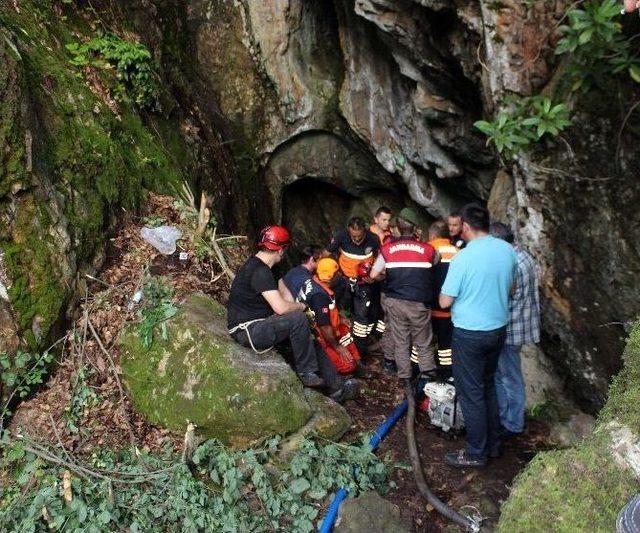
[8,192,551,531]
[342,355,551,532]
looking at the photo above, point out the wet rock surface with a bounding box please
[335,491,412,533]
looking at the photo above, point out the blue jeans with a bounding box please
[495,344,526,433]
[452,326,506,460]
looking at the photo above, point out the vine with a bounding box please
[0,435,389,532]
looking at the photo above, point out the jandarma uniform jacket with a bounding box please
[378,237,438,303]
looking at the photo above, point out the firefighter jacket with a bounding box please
[369,224,391,245]
[326,229,380,279]
[378,237,437,303]
[428,238,459,318]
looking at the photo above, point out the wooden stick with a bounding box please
[87,319,137,446]
[210,227,235,281]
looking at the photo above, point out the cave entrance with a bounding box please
[281,178,356,253]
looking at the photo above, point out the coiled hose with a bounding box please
[404,381,482,532]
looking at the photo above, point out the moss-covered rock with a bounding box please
[302,389,351,441]
[498,323,640,532]
[120,293,322,448]
[0,2,186,350]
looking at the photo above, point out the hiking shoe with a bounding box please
[445,449,487,468]
[299,372,325,388]
[500,426,522,440]
[342,378,360,400]
[383,359,397,374]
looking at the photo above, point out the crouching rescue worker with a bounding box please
[322,217,380,355]
[300,258,363,375]
[370,208,438,385]
[227,226,346,396]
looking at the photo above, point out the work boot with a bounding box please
[383,359,397,374]
[299,372,325,388]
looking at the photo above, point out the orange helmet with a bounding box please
[258,225,291,251]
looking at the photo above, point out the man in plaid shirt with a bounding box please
[490,222,540,435]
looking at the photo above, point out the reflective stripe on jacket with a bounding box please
[380,238,437,303]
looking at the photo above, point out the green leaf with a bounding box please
[6,443,25,462]
[629,64,640,83]
[578,29,594,45]
[289,478,311,495]
[473,120,494,134]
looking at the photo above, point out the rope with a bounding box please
[228,319,273,354]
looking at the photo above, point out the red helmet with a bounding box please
[258,225,291,251]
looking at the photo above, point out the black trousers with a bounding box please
[452,326,506,460]
[432,315,453,378]
[350,282,375,355]
[232,312,342,392]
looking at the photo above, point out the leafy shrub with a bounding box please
[64,366,101,434]
[0,435,389,532]
[0,350,54,423]
[556,0,640,91]
[137,277,177,348]
[66,34,160,110]
[474,96,572,157]
[475,1,639,158]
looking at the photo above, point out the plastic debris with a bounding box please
[140,226,183,255]
[127,290,143,311]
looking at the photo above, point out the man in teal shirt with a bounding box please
[439,204,517,467]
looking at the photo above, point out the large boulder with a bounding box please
[119,293,349,448]
[498,323,640,531]
[334,491,412,533]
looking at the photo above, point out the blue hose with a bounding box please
[317,400,408,533]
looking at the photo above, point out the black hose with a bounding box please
[404,382,481,532]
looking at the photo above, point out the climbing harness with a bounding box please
[228,319,273,354]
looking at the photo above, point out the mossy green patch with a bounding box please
[600,321,640,430]
[119,294,313,448]
[498,433,636,532]
[0,31,25,198]
[0,1,184,343]
[0,197,65,347]
[498,322,640,531]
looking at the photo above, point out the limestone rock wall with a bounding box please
[1,0,638,412]
[167,0,638,412]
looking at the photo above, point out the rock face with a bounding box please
[159,0,637,413]
[119,293,350,448]
[2,0,639,414]
[498,322,640,531]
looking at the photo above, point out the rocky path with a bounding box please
[342,357,551,531]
